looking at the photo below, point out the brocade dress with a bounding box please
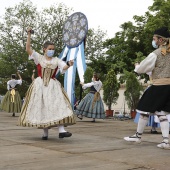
[18,51,76,128]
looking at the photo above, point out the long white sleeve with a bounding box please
[134,52,157,74]
[28,50,40,65]
[82,81,102,92]
[16,79,22,85]
[82,82,94,89]
[57,58,67,74]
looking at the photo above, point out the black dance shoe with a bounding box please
[91,118,96,122]
[151,130,158,134]
[77,115,83,120]
[59,132,72,138]
[42,136,48,140]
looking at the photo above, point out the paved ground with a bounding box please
[0,111,169,170]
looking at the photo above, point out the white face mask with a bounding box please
[152,40,158,48]
[46,50,55,57]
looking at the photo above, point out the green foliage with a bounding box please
[103,0,170,82]
[73,70,82,101]
[0,0,72,97]
[103,21,147,76]
[123,71,143,111]
[0,0,107,98]
[84,67,94,83]
[78,67,94,99]
[85,28,107,78]
[85,27,107,60]
[103,69,120,110]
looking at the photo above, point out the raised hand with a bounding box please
[69,60,74,66]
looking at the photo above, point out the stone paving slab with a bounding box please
[0,111,169,170]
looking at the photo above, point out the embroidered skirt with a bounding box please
[18,77,76,128]
[75,92,105,119]
[1,90,22,113]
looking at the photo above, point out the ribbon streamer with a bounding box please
[10,89,15,103]
[57,41,86,108]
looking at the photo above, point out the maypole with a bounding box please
[57,12,88,108]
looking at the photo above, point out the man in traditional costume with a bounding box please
[18,28,76,140]
[1,72,22,117]
[124,27,170,149]
[134,73,170,134]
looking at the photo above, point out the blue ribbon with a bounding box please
[57,42,86,108]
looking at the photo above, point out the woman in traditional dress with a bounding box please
[76,73,105,122]
[1,72,22,117]
[18,28,76,140]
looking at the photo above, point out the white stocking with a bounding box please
[158,114,169,141]
[58,125,66,133]
[136,114,149,137]
[43,128,48,137]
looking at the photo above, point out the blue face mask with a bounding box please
[46,50,55,57]
[152,40,158,48]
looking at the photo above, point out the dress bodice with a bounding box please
[36,64,58,86]
[29,51,67,86]
[90,86,97,92]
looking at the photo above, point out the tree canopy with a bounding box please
[103,0,170,81]
[103,69,119,110]
[123,71,143,111]
[0,0,107,97]
[1,0,169,108]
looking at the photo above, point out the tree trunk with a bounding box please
[108,102,111,110]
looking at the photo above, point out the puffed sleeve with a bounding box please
[28,50,42,65]
[146,72,152,76]
[57,58,67,74]
[134,52,157,74]
[16,80,22,85]
[94,81,102,92]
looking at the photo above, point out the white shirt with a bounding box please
[82,80,102,92]
[134,52,157,74]
[7,79,22,90]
